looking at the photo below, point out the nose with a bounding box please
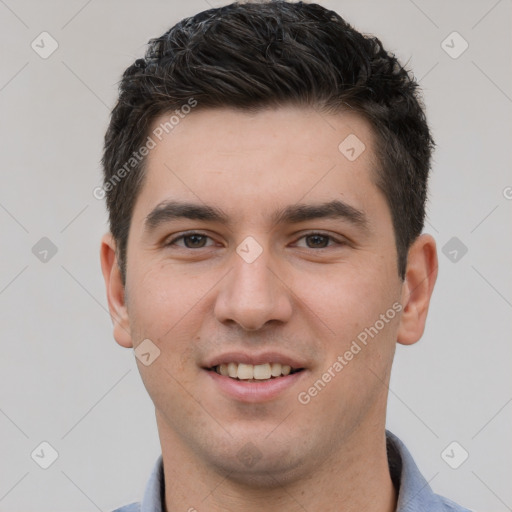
[214,244,293,331]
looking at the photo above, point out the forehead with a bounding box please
[147,105,376,162]
[134,106,383,225]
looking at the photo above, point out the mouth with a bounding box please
[208,362,305,381]
[202,352,308,402]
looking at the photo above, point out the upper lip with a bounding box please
[203,351,307,370]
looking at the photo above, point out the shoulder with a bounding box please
[111,502,140,512]
[434,495,473,512]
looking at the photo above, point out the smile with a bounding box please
[203,352,308,401]
[211,362,303,380]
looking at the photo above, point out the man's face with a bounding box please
[112,106,408,481]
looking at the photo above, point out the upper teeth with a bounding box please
[215,362,293,380]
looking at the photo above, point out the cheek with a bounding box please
[300,263,401,397]
[297,260,398,334]
[127,263,210,340]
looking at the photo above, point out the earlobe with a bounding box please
[99,233,133,348]
[397,234,438,346]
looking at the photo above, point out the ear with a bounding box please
[397,234,438,346]
[100,232,133,348]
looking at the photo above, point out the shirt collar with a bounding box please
[140,453,164,512]
[386,430,470,511]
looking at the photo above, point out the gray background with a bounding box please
[0,0,510,510]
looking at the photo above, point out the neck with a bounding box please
[157,416,397,512]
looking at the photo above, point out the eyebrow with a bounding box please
[143,199,369,233]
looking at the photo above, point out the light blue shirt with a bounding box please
[112,431,471,512]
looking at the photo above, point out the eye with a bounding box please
[165,232,215,249]
[294,232,344,249]
[164,231,345,251]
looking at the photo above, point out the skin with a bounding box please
[101,106,438,512]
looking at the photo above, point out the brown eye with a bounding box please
[293,232,346,250]
[165,232,215,249]
[182,234,208,248]
[305,234,330,248]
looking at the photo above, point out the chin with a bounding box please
[204,438,314,488]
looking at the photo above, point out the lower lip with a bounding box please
[205,369,306,403]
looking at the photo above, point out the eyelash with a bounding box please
[164,231,346,250]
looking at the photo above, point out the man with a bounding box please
[99,1,470,511]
